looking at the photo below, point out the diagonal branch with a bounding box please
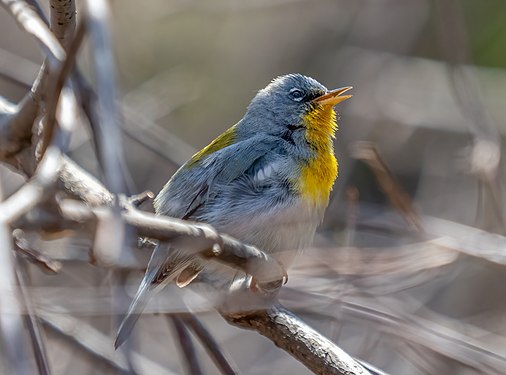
[225,304,369,375]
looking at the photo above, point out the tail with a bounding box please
[115,244,191,349]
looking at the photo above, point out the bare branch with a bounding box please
[180,314,238,375]
[0,0,71,173]
[426,216,506,265]
[0,0,65,66]
[14,231,62,273]
[58,156,114,206]
[38,19,85,159]
[0,187,36,374]
[0,87,77,224]
[170,316,204,375]
[49,0,76,50]
[41,311,178,374]
[225,304,369,375]
[16,260,51,375]
[351,142,424,233]
[0,94,38,170]
[84,0,127,195]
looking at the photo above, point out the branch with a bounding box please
[351,142,423,233]
[0,0,68,173]
[170,315,204,375]
[0,0,65,65]
[180,313,238,375]
[0,189,37,374]
[41,310,178,374]
[58,156,114,206]
[225,304,368,375]
[84,0,127,196]
[15,260,51,375]
[57,199,286,291]
[49,0,76,51]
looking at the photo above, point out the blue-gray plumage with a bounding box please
[115,74,351,348]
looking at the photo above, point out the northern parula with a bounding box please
[115,74,352,348]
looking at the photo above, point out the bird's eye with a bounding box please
[289,88,305,102]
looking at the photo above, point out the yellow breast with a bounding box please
[298,105,338,205]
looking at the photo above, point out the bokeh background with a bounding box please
[1,0,506,374]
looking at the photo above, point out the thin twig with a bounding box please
[0,0,65,66]
[0,185,36,374]
[14,232,62,274]
[15,259,52,375]
[170,315,204,375]
[180,314,238,375]
[84,0,127,196]
[351,142,424,233]
[39,21,84,156]
[39,19,86,160]
[41,311,178,374]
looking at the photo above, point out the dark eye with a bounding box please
[289,88,305,102]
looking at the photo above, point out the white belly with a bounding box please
[220,198,325,268]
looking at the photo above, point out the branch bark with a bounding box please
[225,304,368,375]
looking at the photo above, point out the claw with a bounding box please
[282,267,288,285]
[249,276,260,293]
[248,266,288,293]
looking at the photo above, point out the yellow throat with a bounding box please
[298,105,338,205]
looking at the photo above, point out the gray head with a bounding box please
[237,74,328,136]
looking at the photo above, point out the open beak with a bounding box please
[312,86,353,106]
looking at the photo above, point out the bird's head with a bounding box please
[240,74,352,140]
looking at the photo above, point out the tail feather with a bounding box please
[115,244,192,349]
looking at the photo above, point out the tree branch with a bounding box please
[225,304,368,375]
[49,0,76,51]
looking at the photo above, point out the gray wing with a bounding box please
[154,134,282,220]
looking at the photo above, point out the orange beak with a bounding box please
[312,86,353,106]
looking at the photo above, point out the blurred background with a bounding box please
[1,0,506,374]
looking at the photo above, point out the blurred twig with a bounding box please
[0,185,36,374]
[351,141,424,232]
[14,231,62,274]
[170,316,204,375]
[292,241,457,278]
[42,310,178,374]
[285,288,506,373]
[85,0,127,196]
[180,314,238,375]
[16,260,51,375]
[39,19,85,160]
[0,0,65,65]
[434,0,505,232]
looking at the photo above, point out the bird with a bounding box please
[115,74,352,348]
